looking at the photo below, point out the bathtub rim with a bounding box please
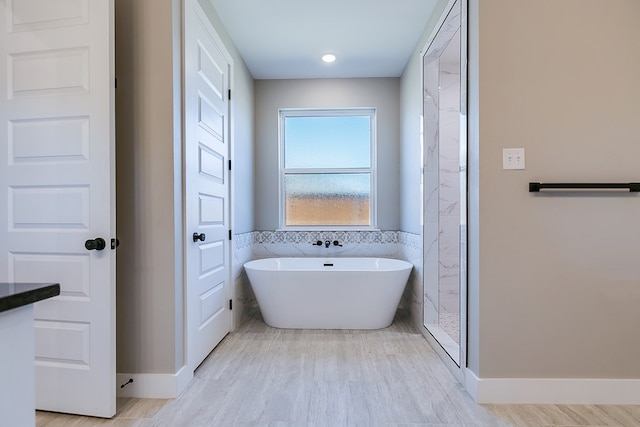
[243,257,414,273]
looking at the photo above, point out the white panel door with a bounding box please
[0,0,116,418]
[184,0,231,370]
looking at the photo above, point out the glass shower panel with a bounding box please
[422,0,465,366]
[438,52,461,346]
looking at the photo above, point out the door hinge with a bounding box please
[115,78,118,89]
[229,299,233,310]
[111,238,120,250]
[228,89,231,100]
[228,159,231,171]
[229,230,232,241]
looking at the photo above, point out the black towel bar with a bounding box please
[529,182,640,192]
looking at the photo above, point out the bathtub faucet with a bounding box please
[311,240,338,248]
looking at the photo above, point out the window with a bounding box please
[279,108,376,229]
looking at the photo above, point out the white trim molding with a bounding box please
[465,369,640,405]
[116,366,192,399]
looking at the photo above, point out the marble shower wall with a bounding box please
[438,61,461,318]
[231,230,423,327]
[422,50,440,327]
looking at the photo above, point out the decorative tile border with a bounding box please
[253,230,400,245]
[234,230,423,249]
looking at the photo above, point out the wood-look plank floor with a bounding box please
[36,310,640,426]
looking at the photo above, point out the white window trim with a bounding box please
[278,108,378,231]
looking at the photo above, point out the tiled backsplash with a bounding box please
[233,231,255,250]
[232,230,424,329]
[255,230,399,245]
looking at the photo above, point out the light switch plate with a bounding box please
[503,148,525,170]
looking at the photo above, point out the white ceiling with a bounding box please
[209,0,440,80]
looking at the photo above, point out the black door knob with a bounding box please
[192,232,206,242]
[85,238,106,251]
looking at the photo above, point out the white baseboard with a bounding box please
[463,368,479,402]
[464,369,640,404]
[116,366,193,399]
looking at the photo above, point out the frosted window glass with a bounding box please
[284,174,370,226]
[284,116,371,168]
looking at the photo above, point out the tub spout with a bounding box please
[324,240,331,248]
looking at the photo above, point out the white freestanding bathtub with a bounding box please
[244,257,413,329]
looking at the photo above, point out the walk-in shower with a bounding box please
[422,0,467,365]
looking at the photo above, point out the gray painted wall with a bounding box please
[115,0,255,375]
[115,0,183,374]
[468,0,640,378]
[254,78,401,231]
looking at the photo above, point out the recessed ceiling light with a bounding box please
[321,54,337,63]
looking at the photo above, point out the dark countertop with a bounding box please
[0,283,60,313]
